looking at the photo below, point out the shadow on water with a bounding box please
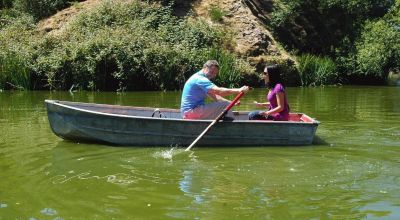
[312,135,329,145]
[55,137,326,151]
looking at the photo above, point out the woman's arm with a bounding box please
[262,92,285,116]
[253,101,270,108]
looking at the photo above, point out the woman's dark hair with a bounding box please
[264,65,282,89]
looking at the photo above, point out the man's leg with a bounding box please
[184,101,233,119]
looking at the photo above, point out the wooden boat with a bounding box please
[45,100,320,146]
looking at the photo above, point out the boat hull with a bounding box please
[45,100,319,146]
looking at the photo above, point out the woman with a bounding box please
[249,65,290,121]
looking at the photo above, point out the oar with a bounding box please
[185,91,245,151]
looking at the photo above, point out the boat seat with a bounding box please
[151,108,167,118]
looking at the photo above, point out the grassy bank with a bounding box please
[3,0,396,90]
[0,1,254,91]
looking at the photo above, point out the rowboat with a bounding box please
[45,100,320,146]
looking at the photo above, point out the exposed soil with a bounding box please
[191,0,294,67]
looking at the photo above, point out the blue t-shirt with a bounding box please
[180,71,215,113]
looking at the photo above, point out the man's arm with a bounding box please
[208,85,248,97]
[207,93,229,102]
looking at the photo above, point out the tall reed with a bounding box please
[297,54,338,86]
[0,52,30,90]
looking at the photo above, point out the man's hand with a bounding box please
[239,86,250,93]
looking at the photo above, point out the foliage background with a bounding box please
[270,0,398,85]
[1,0,399,90]
[0,1,253,91]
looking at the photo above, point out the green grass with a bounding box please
[0,52,30,90]
[209,6,227,23]
[297,54,338,86]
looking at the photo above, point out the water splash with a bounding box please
[153,146,187,160]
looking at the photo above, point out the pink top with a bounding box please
[267,83,290,121]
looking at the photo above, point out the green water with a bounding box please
[0,87,399,219]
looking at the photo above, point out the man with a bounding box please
[180,60,249,119]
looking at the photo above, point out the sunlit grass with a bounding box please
[0,53,30,90]
[209,6,227,23]
[297,54,338,86]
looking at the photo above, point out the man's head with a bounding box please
[203,60,220,79]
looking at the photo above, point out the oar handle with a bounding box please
[223,91,244,114]
[216,91,244,122]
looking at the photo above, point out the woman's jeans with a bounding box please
[248,110,273,120]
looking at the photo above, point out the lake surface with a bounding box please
[0,86,399,219]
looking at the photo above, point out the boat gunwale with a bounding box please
[45,99,320,125]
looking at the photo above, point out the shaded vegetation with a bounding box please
[0,0,13,9]
[270,0,398,84]
[1,0,399,90]
[270,0,393,55]
[352,1,400,81]
[0,0,80,20]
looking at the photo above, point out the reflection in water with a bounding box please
[179,170,207,204]
[360,201,400,219]
[178,152,209,206]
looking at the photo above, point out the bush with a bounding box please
[270,0,394,55]
[0,8,26,29]
[0,12,37,90]
[0,1,254,91]
[297,54,339,86]
[353,1,400,80]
